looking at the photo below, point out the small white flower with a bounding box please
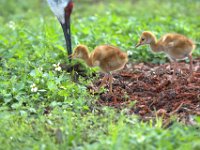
[42,73,48,77]
[30,83,38,93]
[53,63,62,72]
[38,67,43,72]
[8,21,16,30]
[60,86,66,90]
[127,50,133,56]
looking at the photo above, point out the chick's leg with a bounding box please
[108,73,113,94]
[98,74,109,91]
[172,59,177,82]
[188,54,193,77]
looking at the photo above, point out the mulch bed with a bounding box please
[61,58,200,126]
[87,58,200,125]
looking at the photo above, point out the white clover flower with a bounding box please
[8,21,16,30]
[60,86,66,90]
[38,67,43,72]
[42,73,48,78]
[127,50,133,56]
[53,63,62,72]
[30,83,38,93]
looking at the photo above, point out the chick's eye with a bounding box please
[141,38,145,41]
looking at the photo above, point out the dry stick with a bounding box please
[169,102,184,115]
[162,102,185,128]
[156,79,170,91]
[197,94,200,100]
[181,107,200,115]
[176,93,197,98]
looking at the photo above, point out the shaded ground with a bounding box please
[87,58,200,126]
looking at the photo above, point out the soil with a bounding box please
[61,58,200,126]
[87,58,200,126]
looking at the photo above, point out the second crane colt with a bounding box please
[71,45,128,93]
[136,31,195,81]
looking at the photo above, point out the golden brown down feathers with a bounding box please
[136,31,195,81]
[72,45,128,73]
[136,31,195,59]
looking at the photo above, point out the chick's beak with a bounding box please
[135,42,141,48]
[68,53,75,59]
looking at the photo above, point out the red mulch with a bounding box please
[87,58,200,125]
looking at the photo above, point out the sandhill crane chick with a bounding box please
[136,31,195,81]
[72,45,128,93]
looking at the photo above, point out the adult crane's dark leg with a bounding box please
[61,17,72,62]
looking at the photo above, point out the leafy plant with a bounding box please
[0,0,199,149]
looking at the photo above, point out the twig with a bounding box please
[169,102,184,115]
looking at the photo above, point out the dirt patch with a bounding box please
[88,58,200,126]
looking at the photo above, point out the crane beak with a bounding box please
[135,42,141,48]
[61,16,72,61]
[68,53,74,59]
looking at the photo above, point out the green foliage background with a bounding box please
[0,0,200,149]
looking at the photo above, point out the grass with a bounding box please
[0,0,200,149]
